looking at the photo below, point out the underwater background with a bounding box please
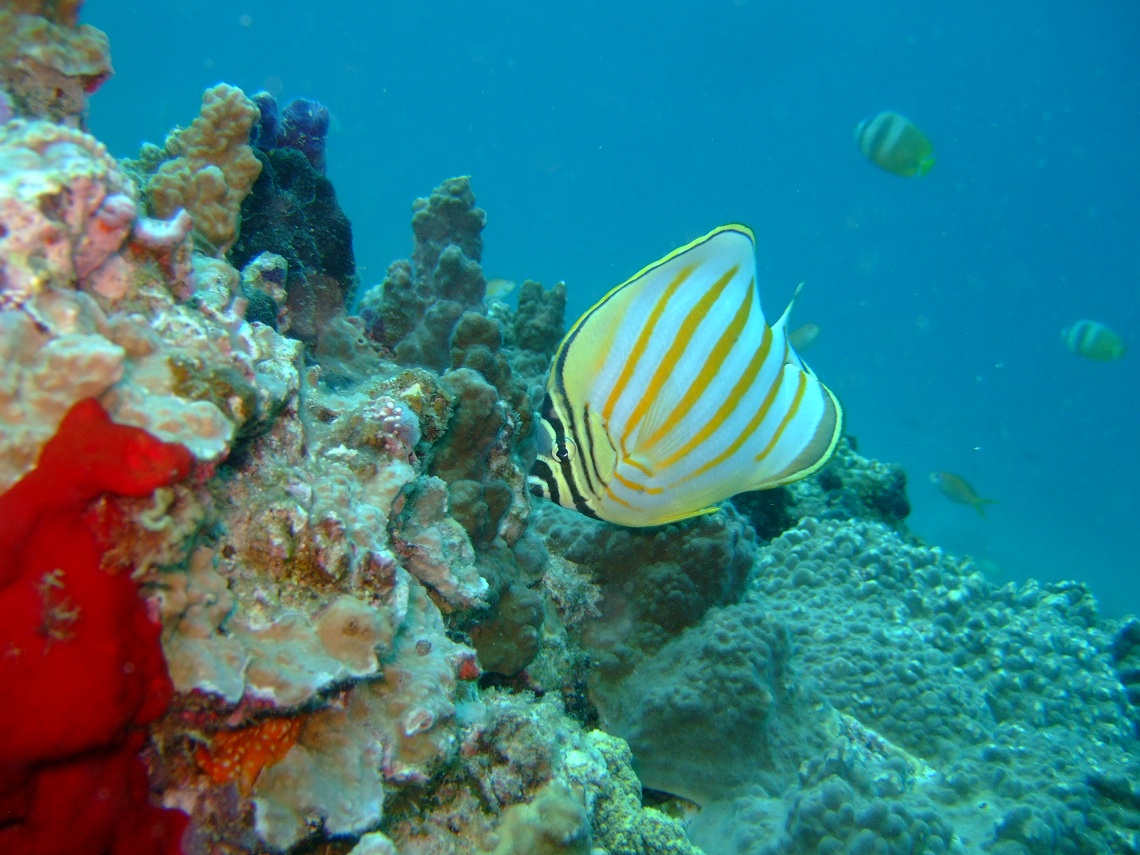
[90,0,1140,617]
[5,2,1140,853]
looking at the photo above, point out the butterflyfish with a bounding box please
[788,321,821,352]
[527,224,844,528]
[855,111,935,177]
[1062,320,1125,362]
[930,471,996,519]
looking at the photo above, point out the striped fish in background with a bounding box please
[855,111,935,177]
[528,224,844,528]
[1062,319,1126,362]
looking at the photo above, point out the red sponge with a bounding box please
[0,399,192,855]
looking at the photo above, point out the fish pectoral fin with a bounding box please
[631,376,689,459]
[623,452,659,481]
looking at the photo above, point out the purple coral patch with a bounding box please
[251,92,331,175]
[249,90,279,150]
[278,98,330,175]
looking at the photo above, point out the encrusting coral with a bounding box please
[0,0,112,126]
[0,398,191,855]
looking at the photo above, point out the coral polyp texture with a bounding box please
[3,13,1140,854]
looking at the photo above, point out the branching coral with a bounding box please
[146,84,262,255]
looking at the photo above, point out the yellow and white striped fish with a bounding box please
[855,111,935,178]
[528,224,844,528]
[1062,319,1126,361]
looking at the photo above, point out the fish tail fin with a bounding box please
[918,156,935,177]
[973,498,998,519]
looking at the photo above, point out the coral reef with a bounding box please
[662,517,1140,854]
[249,92,331,175]
[528,501,759,695]
[0,2,112,126]
[277,98,331,175]
[732,438,912,541]
[599,605,831,807]
[142,84,263,255]
[512,279,567,359]
[3,24,1139,852]
[0,398,191,855]
[0,117,270,495]
[1111,616,1140,735]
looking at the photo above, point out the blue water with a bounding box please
[90,1,1140,616]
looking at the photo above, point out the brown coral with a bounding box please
[0,6,112,125]
[147,83,262,255]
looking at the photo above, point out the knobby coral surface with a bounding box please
[144,84,263,255]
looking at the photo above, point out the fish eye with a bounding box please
[556,439,576,462]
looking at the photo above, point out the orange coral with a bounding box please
[147,83,262,255]
[194,716,303,796]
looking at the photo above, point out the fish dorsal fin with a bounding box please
[774,281,804,333]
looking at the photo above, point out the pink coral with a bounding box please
[74,192,136,278]
[374,396,421,462]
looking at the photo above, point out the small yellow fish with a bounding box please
[930,471,996,519]
[788,322,820,352]
[528,225,844,528]
[855,111,935,177]
[486,277,517,300]
[1062,320,1125,362]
